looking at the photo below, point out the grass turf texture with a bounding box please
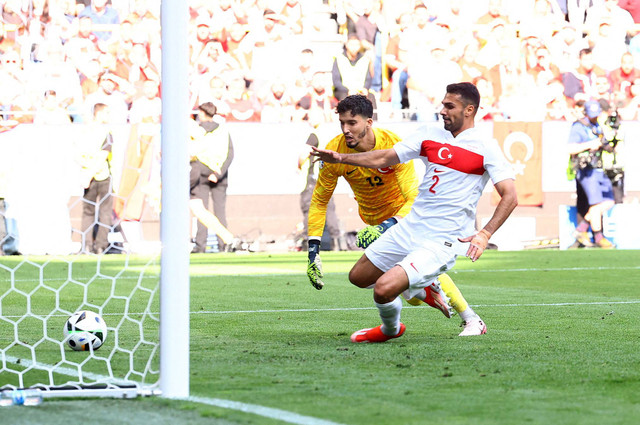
[1,250,639,424]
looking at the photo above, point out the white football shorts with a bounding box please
[364,224,457,300]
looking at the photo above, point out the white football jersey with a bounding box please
[393,125,514,254]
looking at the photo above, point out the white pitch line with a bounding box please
[191,300,640,315]
[2,356,344,425]
[187,396,345,425]
[449,265,640,273]
[2,300,638,320]
[3,355,132,386]
[3,264,640,283]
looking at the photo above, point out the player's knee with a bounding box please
[348,267,370,288]
[373,275,398,302]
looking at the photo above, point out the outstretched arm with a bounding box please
[310,146,400,169]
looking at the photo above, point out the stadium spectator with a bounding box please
[78,58,102,98]
[475,19,514,70]
[63,0,82,21]
[259,79,297,123]
[194,40,239,77]
[296,71,338,123]
[121,41,160,97]
[401,3,444,62]
[84,71,130,124]
[0,20,17,54]
[189,15,214,65]
[224,74,261,122]
[517,0,564,45]
[593,75,614,111]
[109,16,134,58]
[473,75,504,121]
[0,50,31,125]
[476,0,512,26]
[215,0,247,27]
[384,12,412,112]
[128,78,160,124]
[562,48,606,104]
[436,0,476,31]
[457,39,488,86]
[609,52,640,105]
[224,22,254,83]
[26,40,84,121]
[618,78,640,119]
[331,34,372,101]
[34,89,72,124]
[279,0,303,35]
[64,15,99,70]
[545,79,575,121]
[547,21,588,73]
[565,0,591,31]
[489,42,541,120]
[527,45,562,88]
[127,0,159,37]
[78,0,121,41]
[407,42,462,122]
[584,0,635,45]
[195,75,231,118]
[289,48,317,100]
[351,0,379,53]
[250,8,289,47]
[618,0,640,23]
[0,0,637,130]
[19,13,48,64]
[1,0,28,41]
[589,20,628,72]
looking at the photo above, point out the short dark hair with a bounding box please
[336,94,373,118]
[579,48,592,58]
[93,103,108,117]
[446,82,480,113]
[198,102,217,117]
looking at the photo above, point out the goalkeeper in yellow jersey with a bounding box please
[307,95,483,330]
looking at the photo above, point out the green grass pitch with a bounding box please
[1,249,639,425]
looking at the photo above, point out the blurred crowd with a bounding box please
[1,0,640,130]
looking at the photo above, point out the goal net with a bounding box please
[0,254,162,398]
[0,1,190,400]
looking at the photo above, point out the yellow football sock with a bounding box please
[438,273,469,314]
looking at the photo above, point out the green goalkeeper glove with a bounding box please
[307,240,324,290]
[356,217,398,249]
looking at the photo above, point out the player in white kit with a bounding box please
[311,82,518,342]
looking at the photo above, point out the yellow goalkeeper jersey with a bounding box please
[308,128,418,239]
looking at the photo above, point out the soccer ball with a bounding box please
[63,310,108,351]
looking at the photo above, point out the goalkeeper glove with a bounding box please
[307,239,324,290]
[356,217,398,249]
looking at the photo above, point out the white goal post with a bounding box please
[159,0,191,400]
[0,0,191,400]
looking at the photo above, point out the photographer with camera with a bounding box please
[601,110,625,204]
[567,100,615,248]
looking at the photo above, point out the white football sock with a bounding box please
[375,297,402,336]
[459,306,478,321]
